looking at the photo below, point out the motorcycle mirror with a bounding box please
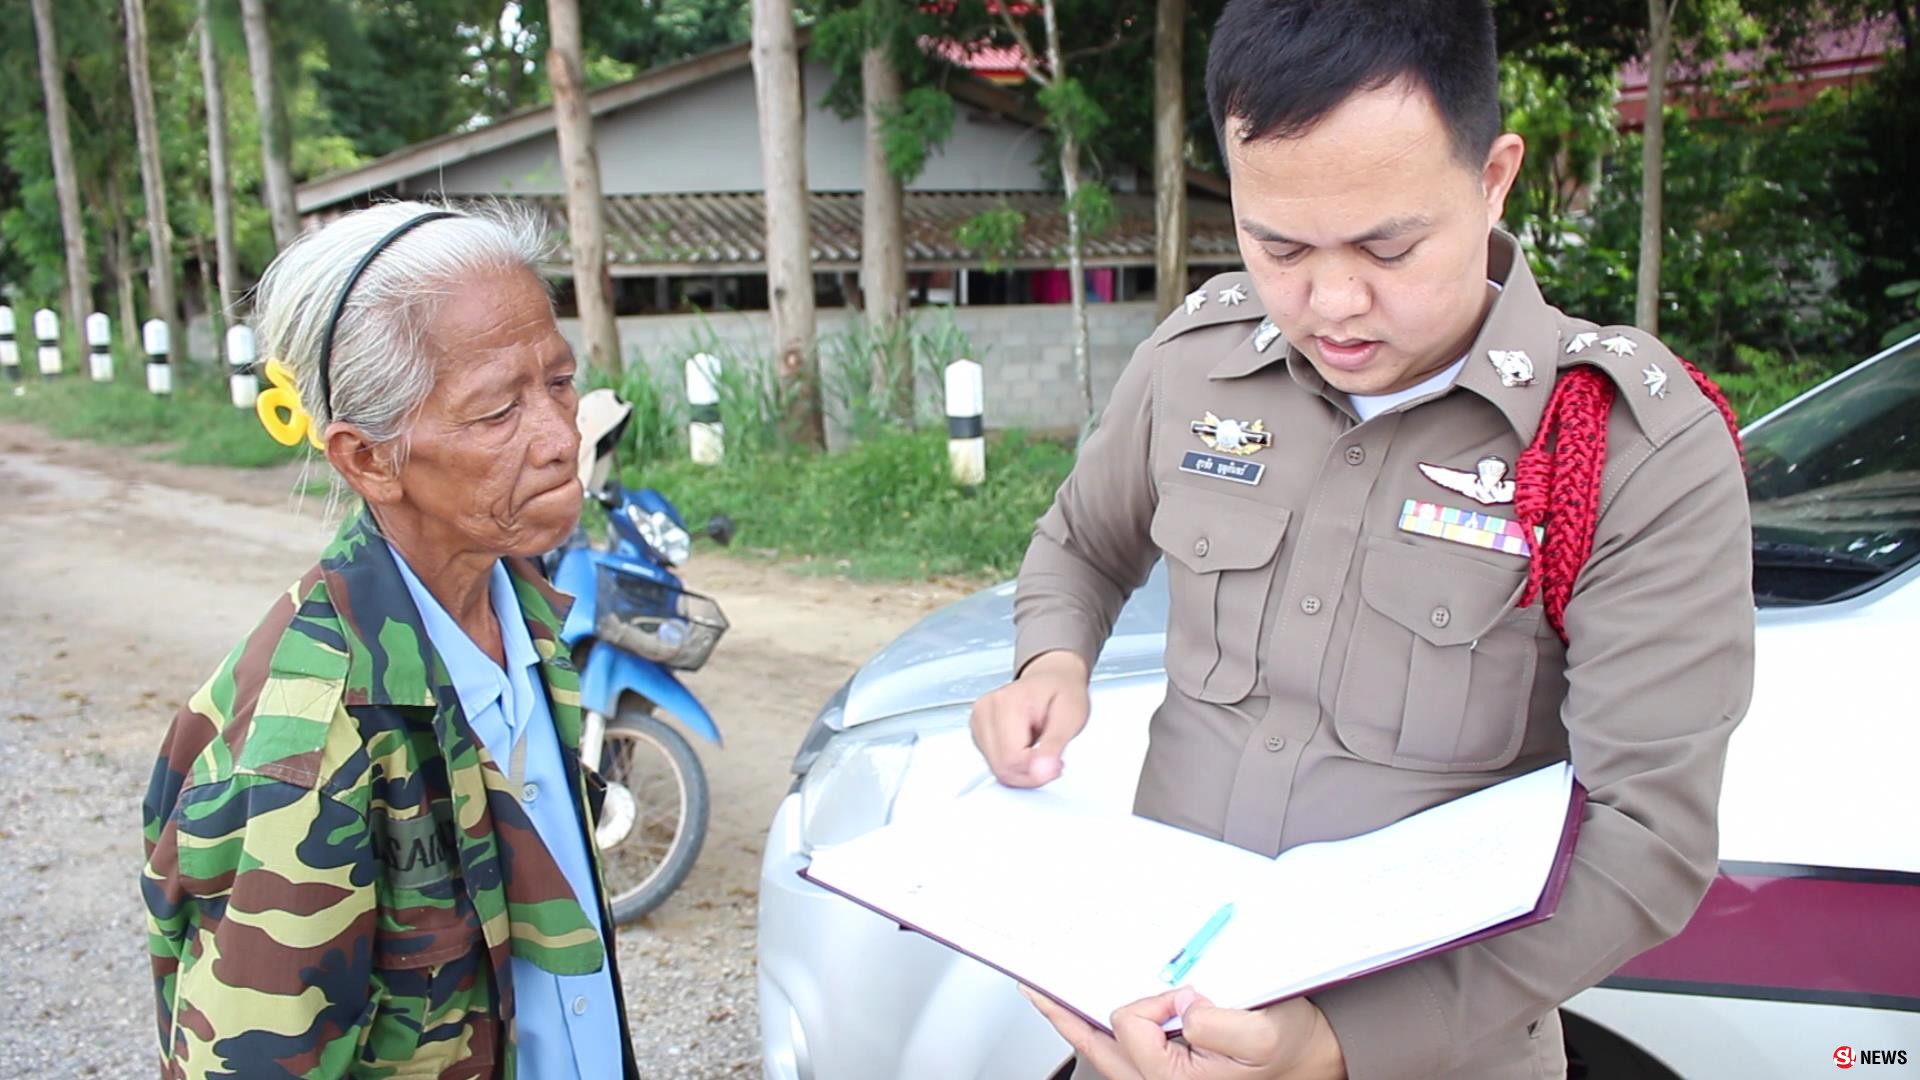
[704,513,736,547]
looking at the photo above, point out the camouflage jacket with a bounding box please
[142,511,641,1080]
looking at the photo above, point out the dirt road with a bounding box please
[0,424,971,1077]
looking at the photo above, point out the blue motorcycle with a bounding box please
[548,390,733,923]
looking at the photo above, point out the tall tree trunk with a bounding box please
[198,0,241,328]
[751,0,824,449]
[861,43,911,425]
[125,0,182,360]
[547,0,622,373]
[240,0,300,248]
[1636,0,1679,334]
[1152,0,1188,322]
[109,174,141,348]
[1041,0,1094,429]
[29,0,92,346]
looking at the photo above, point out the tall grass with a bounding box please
[0,353,302,469]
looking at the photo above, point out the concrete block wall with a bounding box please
[559,301,1162,431]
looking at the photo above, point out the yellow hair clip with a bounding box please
[256,359,326,450]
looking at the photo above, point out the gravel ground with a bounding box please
[0,425,967,1079]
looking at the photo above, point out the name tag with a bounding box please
[1179,451,1265,486]
[1397,499,1539,558]
[375,810,461,890]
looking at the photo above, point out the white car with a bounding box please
[757,336,1920,1080]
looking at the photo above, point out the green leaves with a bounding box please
[880,87,956,182]
[1036,77,1107,145]
[1883,281,1920,349]
[953,207,1026,273]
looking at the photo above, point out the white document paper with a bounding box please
[803,761,1577,1029]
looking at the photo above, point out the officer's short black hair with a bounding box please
[1206,0,1502,167]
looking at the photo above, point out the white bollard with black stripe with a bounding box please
[86,312,114,382]
[144,318,172,396]
[686,352,724,466]
[945,359,985,488]
[227,324,258,408]
[0,306,18,385]
[34,308,62,377]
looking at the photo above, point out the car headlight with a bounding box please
[628,506,693,566]
[792,707,982,852]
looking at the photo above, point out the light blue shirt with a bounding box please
[389,544,622,1080]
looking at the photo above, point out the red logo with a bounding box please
[1836,1046,1855,1069]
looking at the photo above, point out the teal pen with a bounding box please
[1160,902,1236,985]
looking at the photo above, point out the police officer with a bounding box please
[968,2,1756,1078]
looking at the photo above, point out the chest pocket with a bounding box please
[366,806,498,1077]
[1334,538,1542,772]
[1150,485,1291,704]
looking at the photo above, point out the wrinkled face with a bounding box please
[1226,80,1523,396]
[395,267,582,558]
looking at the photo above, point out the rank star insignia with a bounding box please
[1565,331,1599,355]
[1191,412,1273,456]
[1184,288,1209,315]
[1488,349,1535,388]
[1254,320,1283,352]
[1601,334,1638,357]
[1418,456,1516,506]
[1642,363,1670,398]
[1218,284,1249,306]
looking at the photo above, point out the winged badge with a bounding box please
[1191,412,1273,456]
[1417,456,1516,506]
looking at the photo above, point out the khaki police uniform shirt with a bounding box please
[1016,232,1755,1080]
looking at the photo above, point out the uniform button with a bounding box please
[572,995,590,1016]
[1344,445,1366,466]
[1430,606,1451,628]
[1194,538,1210,558]
[521,782,540,804]
[1300,595,1322,616]
[1264,735,1286,753]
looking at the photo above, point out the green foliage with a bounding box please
[623,428,1075,581]
[1709,345,1833,422]
[0,358,302,468]
[1499,50,1619,258]
[1883,281,1920,349]
[880,87,957,182]
[1826,54,1920,341]
[1534,102,1866,369]
[818,306,981,441]
[953,208,1027,273]
[1066,181,1117,240]
[1036,77,1106,146]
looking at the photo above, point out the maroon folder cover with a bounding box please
[799,780,1587,1035]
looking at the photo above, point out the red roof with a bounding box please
[1616,19,1899,128]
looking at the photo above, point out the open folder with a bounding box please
[802,761,1583,1032]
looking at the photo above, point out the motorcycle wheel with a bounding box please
[594,704,710,925]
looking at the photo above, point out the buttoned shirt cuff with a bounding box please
[1311,964,1453,1080]
[1012,614,1104,679]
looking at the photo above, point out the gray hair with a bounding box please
[250,199,557,448]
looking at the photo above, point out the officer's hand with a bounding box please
[1020,985,1348,1080]
[969,650,1091,788]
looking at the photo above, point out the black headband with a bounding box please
[316,210,458,416]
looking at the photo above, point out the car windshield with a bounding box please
[1745,336,1920,606]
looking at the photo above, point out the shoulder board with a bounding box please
[1559,323,1714,448]
[1151,270,1267,347]
[227,569,351,787]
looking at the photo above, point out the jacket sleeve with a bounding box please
[145,766,378,1079]
[1013,340,1163,676]
[1312,408,1756,1078]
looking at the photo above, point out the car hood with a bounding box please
[841,562,1172,727]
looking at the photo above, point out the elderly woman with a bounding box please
[141,202,640,1079]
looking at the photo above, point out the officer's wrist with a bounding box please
[1019,649,1090,685]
